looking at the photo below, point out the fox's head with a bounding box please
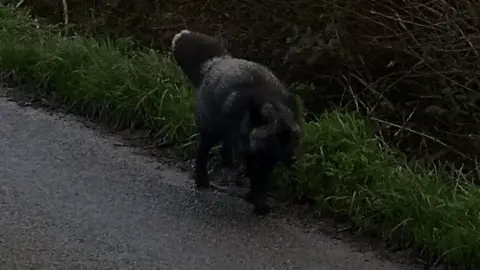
[248,94,304,166]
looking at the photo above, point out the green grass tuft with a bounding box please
[1,5,479,268]
[274,112,480,265]
[0,6,195,143]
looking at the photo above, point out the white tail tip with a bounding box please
[171,29,191,50]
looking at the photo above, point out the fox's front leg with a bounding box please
[221,132,248,186]
[244,156,274,215]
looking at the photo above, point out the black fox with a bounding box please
[171,30,303,215]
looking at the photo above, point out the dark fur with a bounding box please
[171,30,303,215]
[171,30,229,88]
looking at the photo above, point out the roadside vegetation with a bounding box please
[0,5,479,268]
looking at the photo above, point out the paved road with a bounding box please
[0,95,418,269]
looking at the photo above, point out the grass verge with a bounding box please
[0,5,479,268]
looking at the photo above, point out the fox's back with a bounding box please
[200,57,287,105]
[195,57,291,132]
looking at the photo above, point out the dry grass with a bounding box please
[330,0,480,173]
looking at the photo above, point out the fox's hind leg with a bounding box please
[194,131,219,189]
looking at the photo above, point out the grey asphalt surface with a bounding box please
[0,94,418,270]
